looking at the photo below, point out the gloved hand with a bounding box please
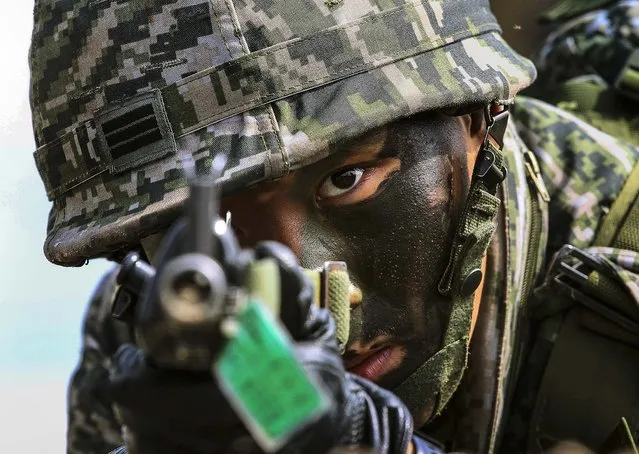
[108,241,415,454]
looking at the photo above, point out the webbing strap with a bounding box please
[545,76,639,147]
[553,78,608,112]
[304,264,352,354]
[595,161,639,251]
[438,109,508,297]
[585,271,637,316]
[32,0,500,201]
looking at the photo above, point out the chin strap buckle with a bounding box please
[475,106,509,194]
[437,103,510,297]
[533,244,639,334]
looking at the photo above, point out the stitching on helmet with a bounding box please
[267,105,289,175]
[211,0,234,59]
[140,58,188,73]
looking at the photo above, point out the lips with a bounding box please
[344,346,403,382]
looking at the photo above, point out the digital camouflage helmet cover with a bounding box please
[30,0,535,266]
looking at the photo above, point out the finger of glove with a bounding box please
[348,374,414,454]
[294,342,345,405]
[252,241,318,341]
[286,344,414,454]
[283,342,347,452]
[108,344,240,433]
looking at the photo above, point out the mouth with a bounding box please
[344,345,404,383]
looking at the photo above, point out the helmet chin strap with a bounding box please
[393,104,510,420]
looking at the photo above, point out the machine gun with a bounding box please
[109,155,353,451]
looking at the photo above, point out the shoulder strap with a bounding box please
[595,161,639,250]
[548,77,639,147]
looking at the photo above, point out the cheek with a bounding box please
[221,188,307,254]
[297,150,468,353]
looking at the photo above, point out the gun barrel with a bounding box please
[188,180,217,257]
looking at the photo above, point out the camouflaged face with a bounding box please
[29,0,536,265]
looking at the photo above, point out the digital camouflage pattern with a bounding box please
[29,0,536,267]
[527,0,639,146]
[64,97,639,454]
[496,97,639,452]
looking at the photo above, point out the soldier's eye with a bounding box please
[315,158,400,207]
[317,168,365,199]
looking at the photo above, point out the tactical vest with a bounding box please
[514,3,639,448]
[522,160,639,453]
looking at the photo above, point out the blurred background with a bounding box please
[0,4,110,451]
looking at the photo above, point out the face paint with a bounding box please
[220,112,477,415]
[294,114,473,391]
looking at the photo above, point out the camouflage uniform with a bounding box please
[26,0,639,453]
[526,0,639,146]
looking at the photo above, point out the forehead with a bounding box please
[316,111,449,162]
[221,124,394,201]
[224,112,457,198]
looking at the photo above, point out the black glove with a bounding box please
[108,241,414,454]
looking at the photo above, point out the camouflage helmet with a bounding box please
[30,0,536,266]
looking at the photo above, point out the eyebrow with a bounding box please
[304,126,394,177]
[376,135,402,160]
[340,128,389,159]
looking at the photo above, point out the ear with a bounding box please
[465,107,488,140]
[451,104,487,142]
[457,108,488,180]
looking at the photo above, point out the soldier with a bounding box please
[492,0,639,146]
[28,0,639,453]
